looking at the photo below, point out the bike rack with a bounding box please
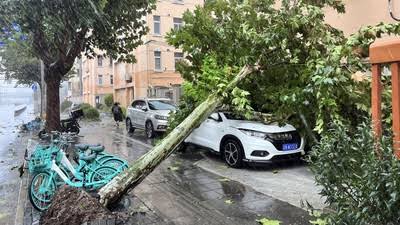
[370,38,400,158]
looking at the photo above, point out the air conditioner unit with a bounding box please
[125,73,132,82]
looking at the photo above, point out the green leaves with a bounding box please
[309,123,400,225]
[256,218,281,225]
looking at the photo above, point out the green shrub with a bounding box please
[104,94,113,107]
[98,104,110,112]
[80,103,92,111]
[120,106,126,117]
[309,123,400,225]
[83,107,100,121]
[96,103,103,109]
[60,100,73,112]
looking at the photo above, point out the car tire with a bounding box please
[126,118,135,133]
[145,121,155,139]
[222,138,244,168]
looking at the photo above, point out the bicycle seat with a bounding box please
[79,153,97,163]
[90,146,105,153]
[75,143,101,151]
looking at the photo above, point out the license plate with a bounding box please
[282,143,298,151]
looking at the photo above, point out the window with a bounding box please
[153,15,161,35]
[148,100,176,110]
[98,74,103,85]
[174,52,184,69]
[97,56,103,67]
[132,100,146,109]
[110,75,113,85]
[154,51,161,71]
[173,18,183,30]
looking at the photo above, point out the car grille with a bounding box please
[265,131,301,151]
[270,152,302,161]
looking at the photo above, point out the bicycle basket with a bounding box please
[28,146,53,173]
[25,139,39,161]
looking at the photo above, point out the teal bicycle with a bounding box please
[27,132,127,211]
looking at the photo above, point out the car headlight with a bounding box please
[266,132,293,141]
[155,115,168,120]
[239,129,267,139]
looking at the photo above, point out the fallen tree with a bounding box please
[99,64,258,206]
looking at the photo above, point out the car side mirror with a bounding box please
[208,113,220,122]
[141,106,148,111]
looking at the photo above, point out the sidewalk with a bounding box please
[19,115,312,225]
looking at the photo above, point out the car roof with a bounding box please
[133,98,171,102]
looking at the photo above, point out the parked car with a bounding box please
[126,98,176,138]
[184,112,305,168]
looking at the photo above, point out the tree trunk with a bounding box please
[45,72,61,131]
[98,64,257,206]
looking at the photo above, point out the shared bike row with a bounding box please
[25,131,128,211]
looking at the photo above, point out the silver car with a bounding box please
[125,98,176,138]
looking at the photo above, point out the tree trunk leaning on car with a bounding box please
[98,64,259,206]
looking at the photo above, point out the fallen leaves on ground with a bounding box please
[256,218,281,225]
[218,177,230,182]
[224,199,234,204]
[168,166,179,171]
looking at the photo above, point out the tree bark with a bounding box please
[44,71,61,131]
[98,64,257,206]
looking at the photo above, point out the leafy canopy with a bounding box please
[0,33,40,87]
[167,0,400,136]
[0,0,155,76]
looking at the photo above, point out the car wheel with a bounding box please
[145,121,155,139]
[126,118,135,133]
[222,139,244,168]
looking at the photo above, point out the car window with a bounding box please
[131,101,139,108]
[223,112,246,120]
[148,100,175,110]
[132,101,145,109]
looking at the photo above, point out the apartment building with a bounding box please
[113,0,203,107]
[82,54,114,106]
[80,0,203,107]
[324,0,398,35]
[79,0,399,107]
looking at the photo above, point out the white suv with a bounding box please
[126,98,176,138]
[185,112,305,167]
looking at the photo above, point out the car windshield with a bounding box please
[223,113,246,120]
[148,100,176,110]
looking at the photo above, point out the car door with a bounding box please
[129,100,140,125]
[193,113,224,151]
[135,100,147,128]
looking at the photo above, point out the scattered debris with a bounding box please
[10,165,18,170]
[256,217,282,225]
[41,186,116,225]
[168,166,180,171]
[218,177,230,182]
[224,199,234,205]
[20,117,42,131]
[272,170,279,174]
[18,164,24,177]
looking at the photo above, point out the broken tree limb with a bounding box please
[98,64,258,206]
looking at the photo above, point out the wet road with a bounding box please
[74,115,312,225]
[0,104,35,225]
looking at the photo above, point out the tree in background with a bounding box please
[0,0,154,131]
[104,94,114,108]
[0,33,40,87]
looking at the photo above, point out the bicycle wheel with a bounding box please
[89,166,117,189]
[101,158,128,170]
[29,172,57,211]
